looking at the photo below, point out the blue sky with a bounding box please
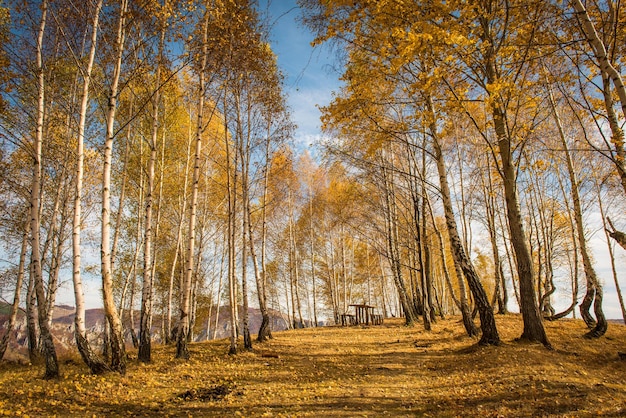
[52,0,626,321]
[259,0,341,151]
[52,0,343,311]
[256,1,626,321]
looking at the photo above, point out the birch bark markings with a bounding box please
[570,0,626,249]
[427,98,499,345]
[254,133,273,341]
[166,106,193,344]
[478,6,550,346]
[176,4,210,360]
[546,82,607,337]
[101,0,129,373]
[31,0,59,379]
[492,101,549,347]
[139,12,167,364]
[71,0,108,374]
[380,150,419,325]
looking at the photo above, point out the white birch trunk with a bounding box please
[31,0,59,379]
[138,24,165,363]
[101,0,129,373]
[71,0,108,373]
[177,5,209,359]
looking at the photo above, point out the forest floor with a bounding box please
[0,314,625,417]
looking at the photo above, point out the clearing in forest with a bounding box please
[0,314,625,417]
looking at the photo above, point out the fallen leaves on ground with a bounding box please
[0,314,625,417]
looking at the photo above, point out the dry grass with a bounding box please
[1,314,625,417]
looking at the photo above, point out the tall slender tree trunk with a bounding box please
[340,227,347,315]
[71,0,108,374]
[45,216,65,330]
[407,143,430,330]
[247,136,272,342]
[26,263,38,363]
[326,237,339,324]
[294,248,304,327]
[238,99,252,350]
[138,23,166,363]
[31,0,59,378]
[177,5,209,360]
[288,202,297,327]
[111,98,135,281]
[166,113,192,344]
[571,0,626,250]
[240,166,252,349]
[380,151,418,325]
[123,171,143,349]
[420,137,436,323]
[254,134,273,341]
[288,190,303,328]
[427,99,498,345]
[213,243,225,340]
[545,83,606,336]
[223,90,239,354]
[425,193,461,313]
[493,104,549,347]
[189,240,203,342]
[598,184,626,324]
[546,168,580,321]
[149,119,167,337]
[378,253,388,318]
[482,156,507,314]
[42,169,69,330]
[247,208,267,340]
[309,186,318,327]
[101,0,130,373]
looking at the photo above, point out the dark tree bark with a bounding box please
[495,108,549,347]
[75,329,109,375]
[607,218,626,251]
[427,97,499,345]
[26,268,39,363]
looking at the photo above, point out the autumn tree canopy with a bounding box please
[0,0,625,383]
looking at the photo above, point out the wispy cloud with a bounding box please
[262,0,342,149]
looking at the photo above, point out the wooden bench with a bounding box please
[341,305,384,326]
[341,313,357,326]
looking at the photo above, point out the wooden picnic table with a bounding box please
[341,304,383,326]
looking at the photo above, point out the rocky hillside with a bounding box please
[0,302,291,361]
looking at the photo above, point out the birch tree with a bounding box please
[71,0,109,373]
[545,78,607,337]
[101,0,130,373]
[177,2,210,359]
[138,0,171,364]
[566,0,626,250]
[30,0,59,379]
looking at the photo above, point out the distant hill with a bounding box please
[0,302,291,360]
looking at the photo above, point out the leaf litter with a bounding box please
[0,314,625,416]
